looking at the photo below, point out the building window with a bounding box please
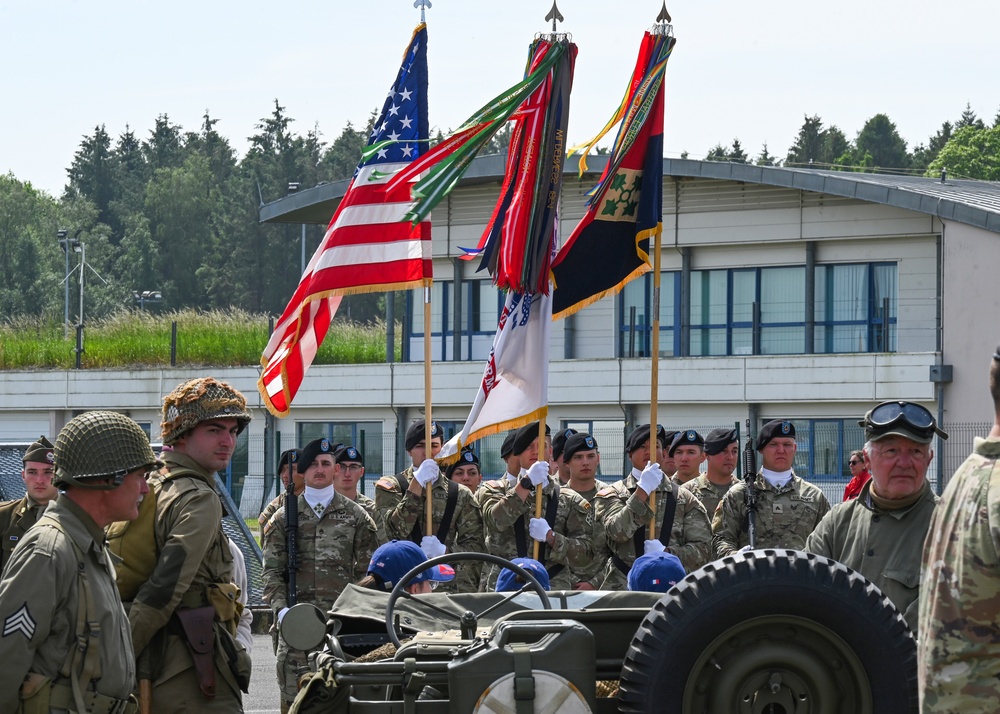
[815,262,897,353]
[619,271,679,357]
[407,280,502,361]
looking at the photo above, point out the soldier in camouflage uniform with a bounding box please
[258,448,303,540]
[446,447,483,492]
[713,420,830,557]
[806,401,944,632]
[0,435,58,570]
[374,421,484,593]
[682,427,738,520]
[561,433,610,589]
[0,412,157,713]
[668,429,705,486]
[918,347,1000,712]
[130,377,253,713]
[332,445,377,520]
[479,422,594,591]
[550,428,578,486]
[263,437,378,713]
[596,424,712,590]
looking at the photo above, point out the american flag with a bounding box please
[259,24,432,417]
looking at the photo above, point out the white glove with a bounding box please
[529,518,552,543]
[277,606,290,623]
[413,459,440,487]
[644,539,666,554]
[420,535,447,559]
[638,462,663,496]
[527,461,550,487]
[738,545,753,553]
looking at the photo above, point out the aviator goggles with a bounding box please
[858,401,948,441]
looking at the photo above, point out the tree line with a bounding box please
[1,101,997,326]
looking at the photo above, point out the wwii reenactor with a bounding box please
[0,411,157,713]
[919,347,1000,709]
[374,421,484,593]
[263,437,379,713]
[807,401,945,631]
[479,421,594,590]
[595,424,712,590]
[681,427,739,520]
[259,448,303,540]
[127,377,254,713]
[669,429,706,486]
[0,435,58,570]
[713,419,830,557]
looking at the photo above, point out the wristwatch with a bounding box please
[519,476,536,491]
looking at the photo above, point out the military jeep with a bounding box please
[281,550,918,713]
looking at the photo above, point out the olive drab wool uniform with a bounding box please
[129,450,246,712]
[680,475,732,523]
[805,479,937,632]
[0,497,136,713]
[595,471,713,590]
[712,472,831,557]
[0,494,48,570]
[479,477,594,591]
[374,467,485,593]
[918,436,1000,712]
[262,491,378,704]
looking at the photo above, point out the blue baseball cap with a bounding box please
[367,540,455,591]
[627,552,686,593]
[495,558,550,592]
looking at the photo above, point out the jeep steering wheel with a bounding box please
[385,551,551,647]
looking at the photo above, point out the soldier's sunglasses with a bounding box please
[860,401,945,439]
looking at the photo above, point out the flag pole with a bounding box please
[423,285,434,537]
[533,412,547,559]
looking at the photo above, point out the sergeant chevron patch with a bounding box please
[3,602,36,639]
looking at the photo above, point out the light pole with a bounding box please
[287,182,306,277]
[57,229,81,339]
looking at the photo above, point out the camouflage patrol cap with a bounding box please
[55,411,162,490]
[22,435,55,465]
[160,377,252,445]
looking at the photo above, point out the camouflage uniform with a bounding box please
[595,470,713,590]
[712,472,830,557]
[0,497,136,712]
[355,491,377,518]
[918,437,1000,712]
[129,450,246,712]
[259,491,288,540]
[479,477,594,591]
[681,474,733,523]
[565,480,610,588]
[263,490,378,706]
[374,468,484,593]
[806,479,937,631]
[0,494,48,570]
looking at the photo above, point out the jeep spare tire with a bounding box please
[618,549,918,714]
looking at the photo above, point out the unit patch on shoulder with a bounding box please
[3,602,36,639]
[376,477,398,491]
[597,488,615,498]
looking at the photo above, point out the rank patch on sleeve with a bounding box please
[3,602,36,639]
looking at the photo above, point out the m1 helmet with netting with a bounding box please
[55,411,162,490]
[160,377,252,445]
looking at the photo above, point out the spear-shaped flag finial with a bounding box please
[545,0,564,32]
[657,1,671,23]
[414,0,432,23]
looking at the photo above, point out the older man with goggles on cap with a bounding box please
[806,400,947,633]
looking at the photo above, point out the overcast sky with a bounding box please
[4,0,998,197]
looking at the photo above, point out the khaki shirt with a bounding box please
[918,437,1000,711]
[0,497,135,711]
[374,468,484,593]
[712,472,830,557]
[806,480,937,631]
[0,494,48,571]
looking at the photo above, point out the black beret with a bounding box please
[512,421,551,456]
[756,420,796,451]
[704,428,738,455]
[405,421,444,452]
[562,433,598,461]
[335,445,364,466]
[298,438,337,473]
[551,428,578,460]
[23,435,55,465]
[277,448,302,473]
[668,429,704,457]
[500,430,518,459]
[626,424,669,454]
[446,448,480,478]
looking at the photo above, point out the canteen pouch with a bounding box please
[18,673,51,714]
[206,582,242,636]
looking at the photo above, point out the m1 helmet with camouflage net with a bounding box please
[55,411,162,490]
[160,377,252,445]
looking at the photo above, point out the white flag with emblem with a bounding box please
[438,290,551,461]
